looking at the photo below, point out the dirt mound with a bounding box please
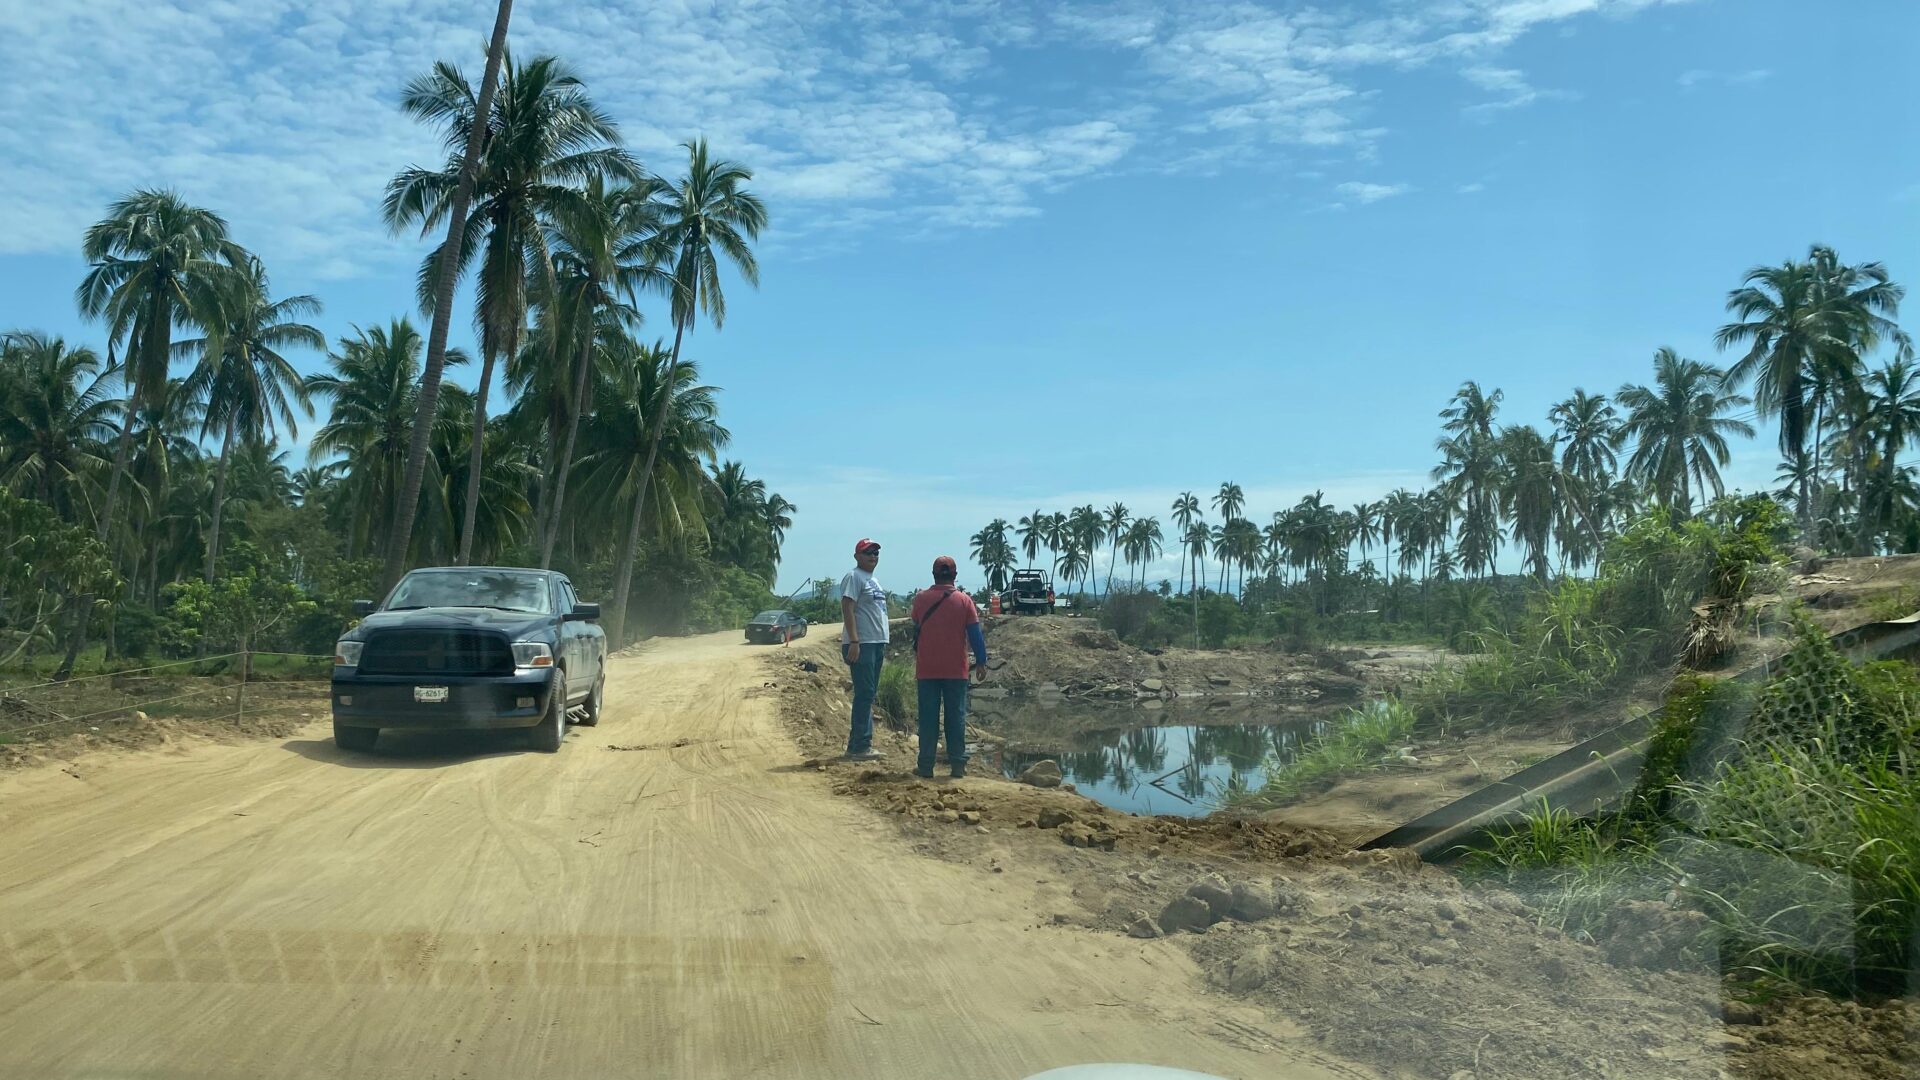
[1728,994,1919,1080]
[980,615,1367,700]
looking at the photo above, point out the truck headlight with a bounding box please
[512,641,554,668]
[334,640,364,667]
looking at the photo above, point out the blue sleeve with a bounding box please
[967,623,988,666]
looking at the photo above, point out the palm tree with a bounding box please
[176,260,322,581]
[1044,511,1071,573]
[585,337,729,644]
[1211,481,1245,524]
[970,519,1015,592]
[1498,424,1559,581]
[1123,517,1163,588]
[621,139,767,584]
[75,191,250,542]
[1067,504,1103,599]
[376,0,514,587]
[1616,348,1755,514]
[1056,541,1091,599]
[1349,501,1379,590]
[1378,488,1418,593]
[0,333,119,522]
[1170,492,1201,594]
[1016,510,1047,569]
[306,320,472,559]
[1103,502,1131,597]
[68,190,249,674]
[386,51,638,566]
[1548,389,1619,554]
[1857,359,1920,548]
[534,175,671,566]
[1717,245,1910,528]
[1440,381,1503,439]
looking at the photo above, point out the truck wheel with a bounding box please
[333,723,378,752]
[578,674,604,727]
[528,688,565,752]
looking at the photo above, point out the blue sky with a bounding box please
[3,0,1917,595]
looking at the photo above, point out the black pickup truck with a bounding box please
[330,567,607,753]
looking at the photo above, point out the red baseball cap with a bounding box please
[854,538,881,555]
[932,555,958,578]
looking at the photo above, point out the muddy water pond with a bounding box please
[966,692,1355,817]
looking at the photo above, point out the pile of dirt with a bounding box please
[1727,994,1918,1080]
[978,615,1372,700]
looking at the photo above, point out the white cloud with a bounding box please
[1458,64,1576,116]
[1336,181,1412,204]
[1456,181,1487,194]
[0,0,1693,275]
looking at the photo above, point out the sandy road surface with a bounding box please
[0,631,1373,1080]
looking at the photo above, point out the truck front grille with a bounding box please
[358,630,513,676]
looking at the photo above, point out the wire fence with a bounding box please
[0,651,333,745]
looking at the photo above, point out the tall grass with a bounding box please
[1225,699,1416,809]
[875,662,914,728]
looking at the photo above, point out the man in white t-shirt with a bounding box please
[838,538,889,760]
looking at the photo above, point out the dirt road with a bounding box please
[0,631,1373,1080]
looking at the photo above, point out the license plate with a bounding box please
[414,686,449,703]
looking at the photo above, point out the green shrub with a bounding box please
[1675,745,1920,992]
[875,662,914,727]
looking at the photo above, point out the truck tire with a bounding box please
[528,686,565,752]
[577,673,604,727]
[333,722,378,752]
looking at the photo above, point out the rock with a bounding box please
[1139,678,1166,693]
[1036,809,1075,830]
[1186,875,1233,913]
[958,811,981,825]
[1722,1000,1763,1026]
[1126,916,1164,939]
[1059,823,1116,850]
[1207,675,1231,686]
[1227,881,1278,921]
[1222,946,1273,993]
[133,710,150,723]
[798,660,820,672]
[1434,900,1460,921]
[939,809,961,823]
[1157,895,1216,934]
[1019,760,1064,788]
[1061,782,1076,793]
[1411,945,1449,966]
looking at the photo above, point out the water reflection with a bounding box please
[970,695,1335,817]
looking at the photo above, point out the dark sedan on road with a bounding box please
[330,567,606,753]
[744,610,808,644]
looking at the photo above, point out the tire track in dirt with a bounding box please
[0,630,1378,1080]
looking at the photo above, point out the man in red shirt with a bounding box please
[910,556,989,779]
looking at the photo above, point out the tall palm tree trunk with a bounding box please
[606,453,653,646]
[383,0,514,589]
[540,322,595,567]
[455,341,504,565]
[608,295,694,645]
[204,420,238,583]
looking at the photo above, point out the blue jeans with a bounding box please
[842,641,885,754]
[916,678,969,775]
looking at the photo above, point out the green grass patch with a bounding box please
[1225,699,1417,809]
[875,661,914,727]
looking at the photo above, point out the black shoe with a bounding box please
[949,766,967,779]
[913,767,935,779]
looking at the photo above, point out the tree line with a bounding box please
[0,46,793,674]
[973,244,1912,610]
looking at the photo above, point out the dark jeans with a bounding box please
[916,678,969,775]
[842,641,885,754]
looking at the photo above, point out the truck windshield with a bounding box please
[385,571,551,614]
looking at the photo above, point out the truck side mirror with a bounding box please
[352,599,376,617]
[566,602,602,622]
